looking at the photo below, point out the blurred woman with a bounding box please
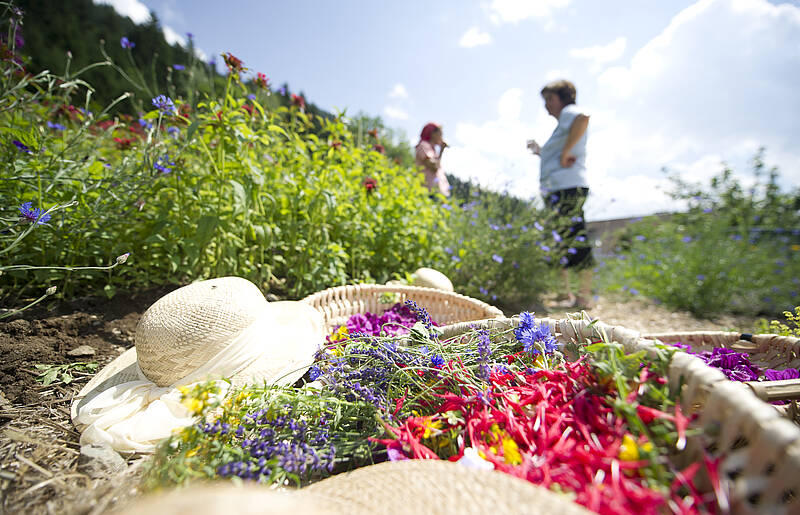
[528,80,593,308]
[415,122,450,198]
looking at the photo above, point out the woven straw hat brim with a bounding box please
[117,460,591,515]
[70,301,324,424]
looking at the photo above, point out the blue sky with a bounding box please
[97,0,800,221]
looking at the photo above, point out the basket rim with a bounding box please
[300,283,504,318]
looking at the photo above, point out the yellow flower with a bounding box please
[791,244,800,251]
[618,434,653,461]
[186,447,199,458]
[502,437,522,465]
[329,325,349,342]
[421,417,444,439]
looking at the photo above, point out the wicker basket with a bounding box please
[300,284,503,331]
[441,316,800,513]
[644,331,800,403]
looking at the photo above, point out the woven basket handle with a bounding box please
[745,379,800,402]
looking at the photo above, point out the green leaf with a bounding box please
[104,284,117,299]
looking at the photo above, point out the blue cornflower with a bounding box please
[696,274,706,281]
[138,118,153,130]
[18,202,51,225]
[187,32,194,39]
[513,261,519,269]
[492,254,503,263]
[120,36,135,49]
[559,256,569,265]
[12,140,31,153]
[534,221,544,231]
[441,203,452,210]
[703,208,712,213]
[540,244,550,252]
[309,365,322,381]
[444,247,453,255]
[153,155,175,174]
[571,216,583,222]
[151,95,177,115]
[518,311,535,329]
[682,236,692,243]
[490,224,500,231]
[514,317,558,355]
[430,354,444,368]
[479,287,489,296]
[567,247,577,255]
[172,64,185,70]
[46,121,66,131]
[576,235,586,242]
[629,288,640,295]
[452,256,461,263]
[521,225,528,232]
[635,235,646,241]
[167,126,180,136]
[552,230,562,243]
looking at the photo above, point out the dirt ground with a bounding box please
[0,287,763,514]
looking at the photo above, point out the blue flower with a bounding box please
[703,208,712,214]
[514,316,558,355]
[540,244,550,252]
[309,365,322,381]
[731,234,743,241]
[444,247,453,255]
[120,36,135,49]
[46,121,66,131]
[682,236,692,243]
[138,118,154,130]
[151,95,176,115]
[559,256,569,265]
[18,202,51,225]
[430,354,444,368]
[576,235,586,242]
[167,126,180,136]
[172,64,185,70]
[153,155,175,174]
[12,140,31,153]
[552,230,562,243]
[492,254,503,263]
[571,216,583,222]
[452,256,461,263]
[247,93,256,100]
[629,288,639,295]
[534,221,544,231]
[567,247,577,255]
[635,235,646,241]
[696,274,706,281]
[490,224,500,231]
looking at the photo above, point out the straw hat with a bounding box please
[411,267,454,292]
[117,460,591,515]
[71,277,325,453]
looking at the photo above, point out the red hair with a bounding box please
[419,122,441,142]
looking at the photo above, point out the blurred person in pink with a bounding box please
[415,122,450,198]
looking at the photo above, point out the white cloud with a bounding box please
[388,84,409,100]
[459,27,492,48]
[592,0,800,189]
[94,0,150,24]
[162,25,187,47]
[384,106,409,120]
[569,37,626,73]
[489,0,571,25]
[447,0,800,221]
[545,69,571,81]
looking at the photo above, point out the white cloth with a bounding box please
[75,314,274,453]
[539,104,589,195]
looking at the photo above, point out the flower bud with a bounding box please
[46,286,57,295]
[116,252,130,264]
